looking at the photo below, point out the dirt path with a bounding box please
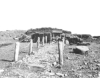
[0,42,46,68]
[22,43,58,67]
[1,42,100,78]
[0,42,60,78]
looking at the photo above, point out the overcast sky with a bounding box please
[0,0,100,36]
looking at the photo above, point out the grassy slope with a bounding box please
[0,30,26,68]
[0,30,25,41]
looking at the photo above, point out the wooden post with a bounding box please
[58,40,64,65]
[45,36,47,43]
[42,35,44,46]
[65,39,69,45]
[14,41,20,61]
[29,39,33,55]
[53,33,55,39]
[50,33,52,43]
[63,37,65,44]
[60,34,62,39]
[37,37,40,48]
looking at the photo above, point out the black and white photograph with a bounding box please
[0,0,100,78]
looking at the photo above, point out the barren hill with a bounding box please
[0,30,26,40]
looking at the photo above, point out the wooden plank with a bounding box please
[45,36,47,43]
[50,33,52,43]
[29,39,33,55]
[37,37,40,48]
[65,39,69,45]
[14,41,20,61]
[42,36,44,46]
[58,40,64,65]
[63,37,65,45]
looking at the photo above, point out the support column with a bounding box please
[53,33,55,39]
[60,34,62,39]
[58,40,64,65]
[45,36,47,43]
[63,35,66,46]
[50,33,52,43]
[65,39,69,45]
[14,41,20,61]
[29,39,33,55]
[42,35,44,46]
[37,37,40,48]
[63,37,65,44]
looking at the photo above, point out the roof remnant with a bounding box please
[25,27,71,35]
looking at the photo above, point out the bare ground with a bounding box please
[0,41,100,78]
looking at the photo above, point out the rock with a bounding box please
[98,72,100,78]
[44,71,55,76]
[26,73,39,78]
[0,69,4,75]
[0,69,4,73]
[56,72,65,77]
[76,46,89,52]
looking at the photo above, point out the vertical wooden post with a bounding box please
[45,36,47,43]
[58,40,64,65]
[50,33,52,43]
[42,35,44,46]
[65,39,69,45]
[15,41,20,61]
[29,39,33,55]
[63,37,65,44]
[37,37,40,48]
[60,34,62,39]
[53,33,55,39]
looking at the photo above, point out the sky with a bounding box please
[0,0,100,36]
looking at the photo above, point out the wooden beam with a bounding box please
[42,35,44,46]
[53,33,55,39]
[60,34,62,39]
[62,37,65,45]
[29,39,33,55]
[65,39,69,45]
[58,40,64,65]
[45,36,47,43]
[14,41,20,61]
[37,37,40,48]
[50,33,52,43]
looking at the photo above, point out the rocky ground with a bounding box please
[0,41,100,78]
[0,43,60,78]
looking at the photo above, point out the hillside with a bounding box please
[0,30,26,40]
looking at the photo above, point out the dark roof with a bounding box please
[25,28,71,35]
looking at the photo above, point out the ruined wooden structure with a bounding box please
[27,30,64,55]
[28,29,72,47]
[58,40,64,65]
[25,28,71,45]
[31,32,51,43]
[31,30,65,44]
